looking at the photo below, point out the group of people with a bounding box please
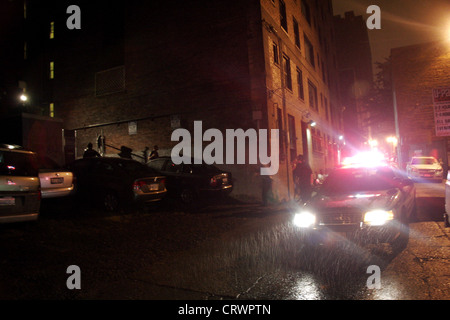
[83,142,159,161]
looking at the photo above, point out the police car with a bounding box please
[293,152,417,247]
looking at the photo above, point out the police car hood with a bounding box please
[309,188,400,211]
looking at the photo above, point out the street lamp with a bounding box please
[19,93,28,102]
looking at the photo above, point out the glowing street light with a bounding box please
[386,136,398,146]
[19,94,28,102]
[368,139,378,148]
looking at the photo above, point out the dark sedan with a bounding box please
[148,156,233,207]
[292,164,416,248]
[69,157,167,212]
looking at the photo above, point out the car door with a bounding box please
[160,159,184,194]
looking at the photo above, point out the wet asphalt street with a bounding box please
[0,182,448,300]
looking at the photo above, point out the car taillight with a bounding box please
[210,177,218,187]
[133,180,146,190]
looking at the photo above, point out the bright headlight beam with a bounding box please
[293,211,316,228]
[364,210,394,226]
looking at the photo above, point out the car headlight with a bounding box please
[293,211,316,228]
[363,210,394,226]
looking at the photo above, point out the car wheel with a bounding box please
[103,190,120,212]
[445,213,450,228]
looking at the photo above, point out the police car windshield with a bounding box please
[320,166,396,195]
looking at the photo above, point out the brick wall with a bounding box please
[391,41,450,166]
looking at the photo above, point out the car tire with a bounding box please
[445,213,450,228]
[103,190,120,212]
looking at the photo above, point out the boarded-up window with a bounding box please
[95,66,125,96]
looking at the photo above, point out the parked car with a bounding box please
[293,163,416,248]
[0,144,40,223]
[38,156,74,199]
[69,157,167,212]
[147,156,233,206]
[406,156,443,182]
[444,172,450,228]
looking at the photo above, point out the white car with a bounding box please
[446,172,450,227]
[406,156,443,183]
[38,156,75,199]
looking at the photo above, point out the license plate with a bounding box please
[222,177,228,184]
[51,177,64,184]
[149,184,159,191]
[0,197,15,206]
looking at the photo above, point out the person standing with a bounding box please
[149,145,159,160]
[83,142,100,158]
[293,155,312,203]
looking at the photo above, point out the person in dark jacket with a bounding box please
[83,142,100,158]
[149,145,159,160]
[293,154,312,203]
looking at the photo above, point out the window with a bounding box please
[296,67,304,100]
[312,129,323,154]
[283,54,292,90]
[288,115,297,162]
[50,21,55,39]
[308,80,318,111]
[301,0,311,25]
[279,0,288,32]
[304,34,315,67]
[95,66,125,96]
[49,61,54,79]
[293,18,300,48]
[273,42,279,65]
[277,108,286,161]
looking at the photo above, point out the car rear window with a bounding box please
[0,151,39,177]
[117,160,157,175]
[411,158,436,165]
[321,167,396,194]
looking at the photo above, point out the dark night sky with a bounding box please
[332,0,450,66]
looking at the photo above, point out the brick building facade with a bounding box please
[391,40,450,169]
[23,0,342,202]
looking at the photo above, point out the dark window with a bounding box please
[301,0,311,25]
[277,108,286,161]
[293,18,300,48]
[148,158,167,171]
[283,54,292,90]
[308,80,318,111]
[0,151,38,177]
[297,67,304,100]
[304,34,315,67]
[273,42,279,65]
[95,66,125,97]
[288,115,297,162]
[279,0,288,32]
